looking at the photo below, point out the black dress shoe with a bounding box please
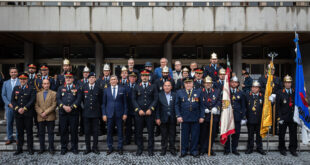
[56,132,60,136]
[211,151,216,156]
[232,151,240,156]
[124,141,131,145]
[107,149,113,155]
[290,151,298,157]
[199,151,206,156]
[79,132,84,137]
[280,150,287,156]
[84,150,91,155]
[192,154,199,158]
[49,149,55,155]
[179,153,187,158]
[245,149,253,154]
[136,150,142,156]
[148,151,154,156]
[61,150,67,155]
[257,149,266,155]
[170,150,177,156]
[73,150,79,155]
[224,151,229,155]
[118,149,123,155]
[28,149,34,155]
[38,150,45,154]
[93,149,100,155]
[14,150,23,156]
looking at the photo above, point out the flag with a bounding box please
[220,55,235,145]
[260,61,274,138]
[293,32,310,144]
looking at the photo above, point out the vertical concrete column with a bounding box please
[24,42,34,71]
[233,42,243,84]
[95,42,103,79]
[164,41,172,68]
[301,43,310,97]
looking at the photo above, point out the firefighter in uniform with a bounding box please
[56,59,72,89]
[224,76,246,156]
[275,75,298,156]
[132,70,158,156]
[199,76,221,156]
[12,73,36,155]
[193,68,204,90]
[119,66,129,86]
[77,66,90,136]
[242,71,253,93]
[176,77,204,158]
[56,72,82,155]
[213,68,226,90]
[204,53,222,81]
[81,72,101,155]
[176,67,189,90]
[155,66,175,92]
[27,64,37,87]
[245,81,266,155]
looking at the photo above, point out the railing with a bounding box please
[0,1,309,7]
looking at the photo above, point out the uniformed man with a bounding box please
[258,64,282,135]
[102,75,128,155]
[35,64,56,92]
[81,72,102,155]
[56,59,72,89]
[176,67,189,90]
[156,81,177,156]
[193,68,204,89]
[276,75,298,157]
[199,76,221,156]
[119,66,129,86]
[245,81,266,155]
[224,76,246,156]
[175,77,204,158]
[204,53,222,81]
[213,68,226,90]
[96,63,111,135]
[242,71,253,93]
[124,72,138,145]
[144,61,157,83]
[155,66,175,92]
[11,73,36,155]
[56,72,82,155]
[27,64,37,87]
[173,60,183,84]
[77,66,90,137]
[132,70,158,156]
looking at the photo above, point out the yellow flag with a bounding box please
[260,61,274,138]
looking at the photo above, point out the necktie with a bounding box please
[113,87,116,99]
[144,83,146,89]
[91,85,93,91]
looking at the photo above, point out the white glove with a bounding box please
[279,120,284,124]
[205,109,210,113]
[269,96,275,103]
[271,94,276,99]
[211,107,218,114]
[241,119,247,125]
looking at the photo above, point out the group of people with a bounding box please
[1,53,298,158]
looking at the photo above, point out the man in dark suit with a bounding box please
[102,75,128,155]
[132,70,158,156]
[154,66,175,92]
[81,72,102,155]
[124,72,138,145]
[156,81,177,156]
[193,68,204,90]
[11,73,36,155]
[242,71,253,93]
[176,67,189,90]
[56,72,82,155]
[144,62,157,84]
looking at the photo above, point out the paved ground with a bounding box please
[0,151,310,165]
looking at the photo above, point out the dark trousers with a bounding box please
[225,121,241,152]
[160,116,176,151]
[279,121,297,152]
[181,122,200,155]
[59,115,79,151]
[100,119,106,134]
[107,116,123,150]
[38,121,55,150]
[83,117,99,150]
[33,109,39,133]
[125,114,136,144]
[200,120,218,153]
[16,116,33,151]
[247,123,262,150]
[79,107,84,134]
[135,114,154,152]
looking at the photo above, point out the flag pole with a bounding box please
[294,28,301,153]
[230,135,232,153]
[208,113,213,157]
